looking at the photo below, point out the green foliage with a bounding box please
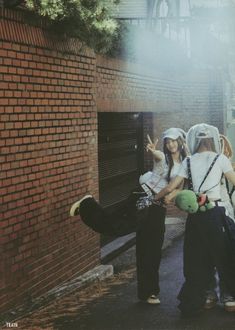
[24,0,120,53]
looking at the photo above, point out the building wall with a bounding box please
[0,8,100,312]
[113,0,147,18]
[0,8,224,312]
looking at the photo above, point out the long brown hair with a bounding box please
[163,136,188,182]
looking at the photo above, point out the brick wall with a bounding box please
[0,8,224,312]
[0,8,100,312]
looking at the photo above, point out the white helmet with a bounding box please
[186,123,221,155]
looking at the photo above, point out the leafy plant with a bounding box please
[24,0,120,53]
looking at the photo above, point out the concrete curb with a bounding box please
[101,233,136,263]
[45,264,114,299]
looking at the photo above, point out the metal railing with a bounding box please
[117,16,192,57]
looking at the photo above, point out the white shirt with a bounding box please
[177,151,233,200]
[140,151,181,193]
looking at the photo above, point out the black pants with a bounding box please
[79,194,166,300]
[178,206,235,315]
[136,204,166,300]
[79,191,147,237]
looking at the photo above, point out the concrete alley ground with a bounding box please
[4,218,235,330]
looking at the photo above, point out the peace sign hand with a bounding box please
[146,134,159,153]
[146,134,163,161]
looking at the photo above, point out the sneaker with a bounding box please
[204,292,218,309]
[146,295,160,305]
[223,297,235,312]
[69,195,92,216]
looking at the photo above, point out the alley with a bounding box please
[2,0,235,320]
[17,236,235,330]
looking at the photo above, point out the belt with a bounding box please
[210,199,223,207]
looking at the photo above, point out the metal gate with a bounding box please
[98,112,144,211]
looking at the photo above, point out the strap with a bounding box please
[229,185,235,199]
[198,154,220,192]
[141,183,154,197]
[225,176,230,194]
[187,154,219,193]
[186,157,193,191]
[222,174,235,200]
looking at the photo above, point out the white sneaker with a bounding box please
[204,291,218,309]
[146,295,160,305]
[224,300,235,312]
[204,297,217,309]
[69,195,92,216]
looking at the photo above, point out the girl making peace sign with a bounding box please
[70,127,187,304]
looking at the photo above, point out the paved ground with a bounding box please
[3,218,235,329]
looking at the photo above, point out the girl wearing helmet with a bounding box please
[155,123,235,316]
